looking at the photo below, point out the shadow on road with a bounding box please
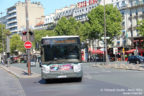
[39,78,82,84]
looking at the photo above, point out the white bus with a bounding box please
[40,36,83,82]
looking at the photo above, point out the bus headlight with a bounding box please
[42,65,50,73]
[73,64,81,72]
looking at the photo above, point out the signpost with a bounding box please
[25,0,31,75]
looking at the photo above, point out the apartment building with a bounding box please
[109,0,144,48]
[73,0,98,22]
[6,0,44,34]
[54,5,76,23]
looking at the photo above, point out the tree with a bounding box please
[137,20,144,36]
[54,17,69,35]
[0,24,10,53]
[54,17,85,41]
[10,34,25,54]
[87,4,122,43]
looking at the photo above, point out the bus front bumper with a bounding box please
[41,71,83,80]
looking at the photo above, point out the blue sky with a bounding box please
[0,0,84,16]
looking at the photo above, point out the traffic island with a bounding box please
[92,63,144,71]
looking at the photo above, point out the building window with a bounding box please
[136,11,138,15]
[130,10,132,16]
[117,2,119,8]
[121,1,125,7]
[136,0,139,5]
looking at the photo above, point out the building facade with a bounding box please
[6,0,44,34]
[54,5,76,23]
[108,0,144,48]
[73,0,98,22]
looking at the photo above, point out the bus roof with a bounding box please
[42,35,79,39]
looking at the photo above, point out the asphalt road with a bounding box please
[0,68,26,96]
[17,63,144,96]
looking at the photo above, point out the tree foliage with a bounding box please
[137,20,144,36]
[54,17,85,41]
[34,29,56,43]
[10,34,25,54]
[0,24,10,53]
[87,4,122,42]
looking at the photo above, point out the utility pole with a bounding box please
[6,34,10,67]
[104,0,109,64]
[25,0,31,75]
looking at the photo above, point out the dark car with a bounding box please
[128,55,144,64]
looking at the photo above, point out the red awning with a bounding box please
[92,49,104,54]
[125,48,144,54]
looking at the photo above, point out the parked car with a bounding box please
[128,55,144,64]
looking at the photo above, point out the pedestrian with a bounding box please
[1,58,4,65]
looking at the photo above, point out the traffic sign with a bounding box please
[24,41,32,49]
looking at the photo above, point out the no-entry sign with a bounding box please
[24,41,32,49]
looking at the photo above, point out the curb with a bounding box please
[92,63,144,71]
[0,65,40,78]
[0,65,20,78]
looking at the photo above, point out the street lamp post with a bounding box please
[103,0,109,64]
[25,0,31,75]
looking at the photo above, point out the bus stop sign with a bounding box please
[24,41,32,49]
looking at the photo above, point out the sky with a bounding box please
[0,0,84,16]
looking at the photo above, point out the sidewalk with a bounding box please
[0,64,40,78]
[91,62,144,71]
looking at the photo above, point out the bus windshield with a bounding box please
[42,44,80,64]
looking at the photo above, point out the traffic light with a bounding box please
[22,31,27,42]
[23,31,27,35]
[22,30,34,42]
[29,30,34,42]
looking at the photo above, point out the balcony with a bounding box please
[10,29,18,33]
[7,19,17,24]
[7,14,17,20]
[7,24,17,29]
[7,9,16,14]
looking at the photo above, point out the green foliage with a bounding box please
[34,29,56,43]
[54,17,69,35]
[54,17,85,41]
[137,20,144,36]
[87,4,122,43]
[10,34,25,54]
[0,24,10,53]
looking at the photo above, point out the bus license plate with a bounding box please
[57,75,67,78]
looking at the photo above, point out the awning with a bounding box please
[92,49,104,54]
[125,48,144,54]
